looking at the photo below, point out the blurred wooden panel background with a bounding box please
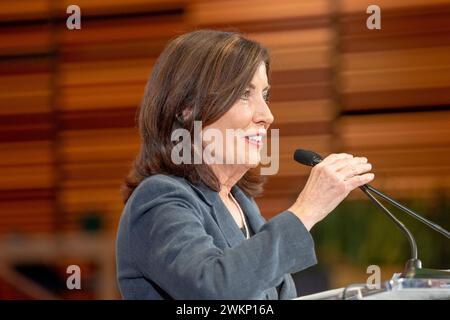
[338,0,450,203]
[0,7,55,235]
[0,0,449,298]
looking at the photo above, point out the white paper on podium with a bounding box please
[295,277,450,300]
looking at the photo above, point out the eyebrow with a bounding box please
[248,83,271,91]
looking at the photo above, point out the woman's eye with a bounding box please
[241,89,251,100]
[263,91,270,102]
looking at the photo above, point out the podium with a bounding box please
[296,274,450,300]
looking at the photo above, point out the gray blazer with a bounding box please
[116,174,317,299]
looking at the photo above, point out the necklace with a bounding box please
[229,193,250,239]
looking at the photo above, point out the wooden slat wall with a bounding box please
[0,1,187,235]
[0,0,449,235]
[0,1,50,22]
[338,0,450,200]
[0,1,55,234]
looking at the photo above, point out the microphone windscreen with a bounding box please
[293,149,323,167]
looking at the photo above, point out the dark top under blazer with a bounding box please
[116,174,317,299]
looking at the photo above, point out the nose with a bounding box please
[254,97,274,127]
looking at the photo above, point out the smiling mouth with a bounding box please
[244,135,263,147]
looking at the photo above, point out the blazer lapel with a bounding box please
[231,186,266,234]
[188,181,268,247]
[189,182,244,248]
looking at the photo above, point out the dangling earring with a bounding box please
[175,113,184,124]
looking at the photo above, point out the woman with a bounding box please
[116,30,374,299]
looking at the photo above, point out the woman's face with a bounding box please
[202,62,274,169]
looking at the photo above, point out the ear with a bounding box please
[176,107,193,124]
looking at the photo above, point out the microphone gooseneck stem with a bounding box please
[364,184,450,239]
[359,185,418,261]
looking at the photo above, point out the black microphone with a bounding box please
[293,149,323,167]
[294,148,450,279]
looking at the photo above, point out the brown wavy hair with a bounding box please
[122,30,270,203]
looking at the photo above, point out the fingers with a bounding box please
[346,172,375,190]
[292,152,375,228]
[318,153,374,189]
[335,158,372,180]
[331,156,367,171]
[319,153,353,166]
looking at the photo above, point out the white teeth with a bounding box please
[247,135,262,142]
